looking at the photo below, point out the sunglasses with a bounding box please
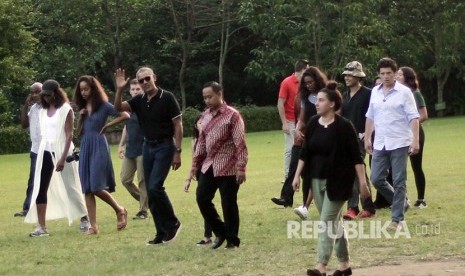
[344,67,356,71]
[138,76,151,84]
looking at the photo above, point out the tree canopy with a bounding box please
[1,0,465,120]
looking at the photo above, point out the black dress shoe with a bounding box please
[306,268,326,276]
[224,241,239,249]
[331,267,352,276]
[146,235,164,245]
[211,237,226,249]
[271,197,291,207]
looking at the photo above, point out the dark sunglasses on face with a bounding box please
[138,76,151,84]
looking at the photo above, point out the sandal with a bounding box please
[85,226,99,235]
[117,208,128,230]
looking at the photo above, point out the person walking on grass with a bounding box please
[118,79,149,220]
[365,57,420,231]
[396,66,428,208]
[293,81,370,276]
[74,75,129,235]
[114,67,183,245]
[189,81,248,249]
[277,59,310,181]
[184,114,214,246]
[25,80,88,237]
[272,67,328,218]
[340,61,377,220]
[15,82,42,218]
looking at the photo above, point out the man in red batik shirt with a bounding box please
[189,81,248,250]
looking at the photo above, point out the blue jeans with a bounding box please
[22,152,37,211]
[143,141,178,237]
[370,146,409,222]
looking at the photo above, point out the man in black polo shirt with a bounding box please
[340,61,376,220]
[114,67,183,244]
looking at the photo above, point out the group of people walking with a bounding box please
[14,58,427,274]
[16,66,248,250]
[273,57,428,276]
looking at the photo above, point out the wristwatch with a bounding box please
[175,147,182,153]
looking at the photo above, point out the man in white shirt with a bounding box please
[14,82,42,217]
[365,58,420,231]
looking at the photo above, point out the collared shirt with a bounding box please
[127,88,181,140]
[28,103,41,153]
[366,82,419,150]
[278,74,299,121]
[192,103,248,177]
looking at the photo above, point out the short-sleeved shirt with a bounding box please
[278,74,299,122]
[127,89,181,140]
[413,90,426,110]
[124,113,144,158]
[28,103,41,153]
[341,86,371,134]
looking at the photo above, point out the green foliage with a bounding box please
[182,107,202,138]
[238,105,281,132]
[0,0,38,121]
[0,91,13,127]
[0,126,29,154]
[182,105,280,137]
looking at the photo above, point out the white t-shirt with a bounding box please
[28,104,41,153]
[43,109,59,152]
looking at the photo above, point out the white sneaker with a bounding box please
[294,205,308,220]
[79,220,90,232]
[29,226,49,237]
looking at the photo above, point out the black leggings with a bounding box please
[410,126,426,199]
[36,151,54,204]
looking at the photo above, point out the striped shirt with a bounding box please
[193,103,248,177]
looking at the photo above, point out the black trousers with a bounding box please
[36,151,54,204]
[410,126,426,200]
[280,145,302,206]
[196,167,240,246]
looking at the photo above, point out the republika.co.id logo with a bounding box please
[287,220,441,239]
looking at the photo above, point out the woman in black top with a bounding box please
[293,82,370,276]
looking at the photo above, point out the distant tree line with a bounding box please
[1,0,465,127]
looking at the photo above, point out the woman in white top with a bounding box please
[25,80,88,237]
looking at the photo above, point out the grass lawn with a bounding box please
[1,116,464,275]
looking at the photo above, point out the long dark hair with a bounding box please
[73,75,108,111]
[399,66,419,91]
[40,85,69,109]
[299,66,328,99]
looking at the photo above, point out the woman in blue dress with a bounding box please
[74,75,130,235]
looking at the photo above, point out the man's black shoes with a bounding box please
[163,221,182,243]
[271,197,291,208]
[211,237,226,249]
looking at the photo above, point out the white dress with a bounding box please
[25,103,87,226]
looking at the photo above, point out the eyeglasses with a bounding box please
[138,76,151,84]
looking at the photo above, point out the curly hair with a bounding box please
[299,66,328,99]
[73,75,108,111]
